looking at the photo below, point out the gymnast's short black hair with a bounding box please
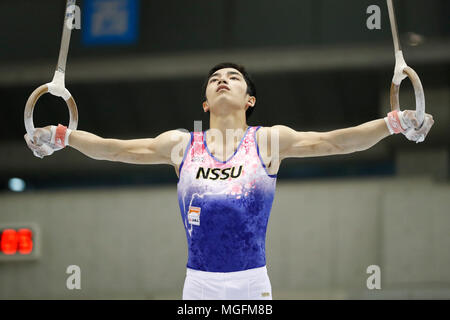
[202,62,257,119]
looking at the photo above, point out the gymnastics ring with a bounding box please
[25,0,78,139]
[24,82,78,138]
[389,66,425,126]
[387,0,425,126]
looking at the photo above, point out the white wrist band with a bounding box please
[65,129,72,146]
[50,125,57,144]
[49,125,72,147]
[384,117,395,135]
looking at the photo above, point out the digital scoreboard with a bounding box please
[0,224,40,261]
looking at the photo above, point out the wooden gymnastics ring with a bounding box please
[24,82,78,138]
[389,66,425,126]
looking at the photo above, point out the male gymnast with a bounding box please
[24,62,434,300]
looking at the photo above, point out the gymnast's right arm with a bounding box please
[24,125,190,166]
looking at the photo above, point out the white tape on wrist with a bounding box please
[397,111,410,131]
[65,129,72,146]
[50,125,71,148]
[384,117,395,135]
[385,110,407,134]
[50,125,57,144]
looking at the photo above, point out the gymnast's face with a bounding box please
[203,68,255,116]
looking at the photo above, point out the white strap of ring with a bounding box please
[392,51,408,85]
[46,70,71,101]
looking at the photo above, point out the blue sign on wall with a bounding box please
[82,0,139,46]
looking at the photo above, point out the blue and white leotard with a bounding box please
[177,126,277,272]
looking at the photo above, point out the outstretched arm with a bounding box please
[277,119,390,159]
[24,126,190,166]
[276,110,434,160]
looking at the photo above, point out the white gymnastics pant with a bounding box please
[182,266,272,300]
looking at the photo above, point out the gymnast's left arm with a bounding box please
[276,109,434,159]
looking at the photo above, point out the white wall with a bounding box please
[0,176,449,299]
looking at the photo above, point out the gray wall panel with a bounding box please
[1,177,448,299]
